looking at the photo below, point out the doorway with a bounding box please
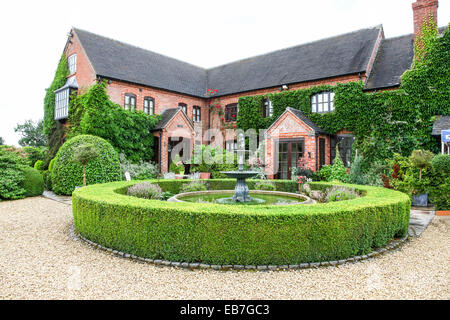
[276,139,304,180]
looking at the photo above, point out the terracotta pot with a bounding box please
[175,174,183,180]
[199,172,211,179]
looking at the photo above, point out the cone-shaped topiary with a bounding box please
[51,135,122,195]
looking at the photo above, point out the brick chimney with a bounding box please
[412,0,438,41]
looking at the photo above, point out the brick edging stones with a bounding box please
[70,224,409,271]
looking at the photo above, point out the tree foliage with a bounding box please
[14,119,46,147]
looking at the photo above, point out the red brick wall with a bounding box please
[265,110,331,177]
[64,31,97,92]
[412,0,438,41]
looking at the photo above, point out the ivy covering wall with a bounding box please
[42,54,69,167]
[67,81,161,162]
[237,23,449,166]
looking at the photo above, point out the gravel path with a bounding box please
[0,197,449,300]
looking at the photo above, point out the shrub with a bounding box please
[72,143,99,186]
[23,146,47,167]
[317,165,332,181]
[127,182,162,199]
[119,153,158,180]
[21,167,44,197]
[160,191,175,201]
[51,135,122,195]
[324,185,359,202]
[0,146,27,200]
[329,153,347,182]
[43,170,52,191]
[410,149,433,180]
[190,145,237,178]
[254,181,276,191]
[431,154,450,173]
[346,155,366,185]
[33,160,44,171]
[169,155,185,174]
[180,181,208,193]
[73,180,410,265]
[48,158,56,172]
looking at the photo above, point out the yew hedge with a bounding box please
[73,180,410,265]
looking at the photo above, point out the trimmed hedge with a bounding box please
[73,180,410,265]
[22,167,44,197]
[52,135,122,195]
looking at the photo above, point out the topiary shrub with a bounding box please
[431,154,450,173]
[21,167,44,197]
[33,160,44,171]
[48,158,56,172]
[51,135,122,195]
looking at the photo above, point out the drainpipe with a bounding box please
[315,135,319,171]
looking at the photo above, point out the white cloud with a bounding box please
[0,0,448,145]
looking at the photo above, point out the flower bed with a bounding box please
[72,180,410,265]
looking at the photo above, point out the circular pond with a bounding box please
[169,190,314,205]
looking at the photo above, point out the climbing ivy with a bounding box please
[67,81,161,162]
[237,22,449,166]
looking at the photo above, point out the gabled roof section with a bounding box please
[207,26,383,96]
[73,28,207,97]
[267,107,328,135]
[364,33,415,90]
[432,115,450,136]
[152,107,194,131]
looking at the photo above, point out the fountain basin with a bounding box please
[168,190,315,205]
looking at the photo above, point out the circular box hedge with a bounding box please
[72,179,410,265]
[51,135,122,195]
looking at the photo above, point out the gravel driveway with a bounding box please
[0,197,449,300]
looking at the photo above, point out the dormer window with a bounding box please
[144,97,155,115]
[311,92,335,113]
[179,103,187,114]
[68,54,77,74]
[124,93,136,111]
[54,77,78,120]
[262,98,273,118]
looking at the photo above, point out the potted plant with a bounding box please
[409,149,433,207]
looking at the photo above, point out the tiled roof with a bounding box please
[432,115,450,136]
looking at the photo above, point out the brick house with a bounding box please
[54,0,441,176]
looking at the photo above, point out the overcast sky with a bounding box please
[0,0,448,146]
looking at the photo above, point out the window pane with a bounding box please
[312,96,316,103]
[318,94,323,103]
[312,103,317,113]
[323,93,328,102]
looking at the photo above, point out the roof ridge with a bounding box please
[72,27,207,71]
[206,25,383,71]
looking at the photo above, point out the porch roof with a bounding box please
[267,107,329,135]
[152,107,194,131]
[432,115,450,136]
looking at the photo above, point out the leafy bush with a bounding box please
[180,181,208,193]
[67,82,161,162]
[254,181,276,191]
[73,180,410,265]
[346,154,366,185]
[51,135,122,195]
[127,182,162,199]
[191,145,238,178]
[23,146,47,167]
[43,170,52,191]
[317,165,332,181]
[0,146,27,200]
[21,167,44,197]
[431,154,450,173]
[329,153,347,182]
[119,154,158,180]
[324,185,359,202]
[33,160,44,171]
[160,191,175,201]
[169,155,185,174]
[48,158,56,172]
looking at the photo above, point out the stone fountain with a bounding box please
[220,133,259,202]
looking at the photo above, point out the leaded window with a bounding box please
[193,106,201,122]
[225,104,238,122]
[311,92,335,113]
[54,88,70,120]
[124,93,136,111]
[144,97,155,115]
[262,98,273,118]
[68,54,77,74]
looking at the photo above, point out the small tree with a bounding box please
[409,149,433,180]
[14,119,47,147]
[72,143,99,186]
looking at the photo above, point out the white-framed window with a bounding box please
[263,98,273,118]
[54,88,70,120]
[311,92,335,113]
[124,93,136,111]
[144,97,155,115]
[68,54,77,74]
[179,103,187,114]
[193,106,201,122]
